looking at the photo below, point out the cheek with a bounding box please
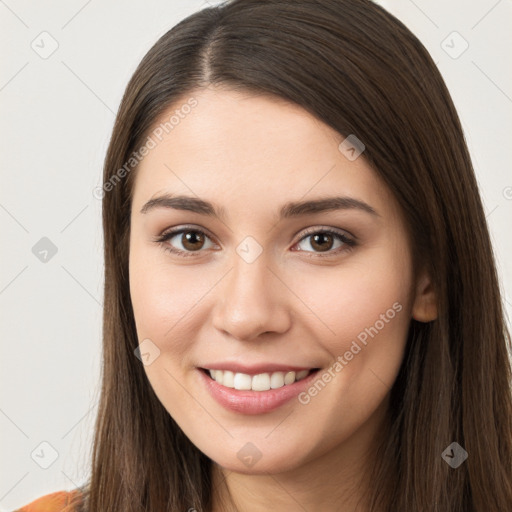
[128,246,208,412]
[129,241,215,359]
[290,247,413,403]
[281,262,411,462]
[294,250,412,344]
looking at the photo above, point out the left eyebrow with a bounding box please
[140,193,380,219]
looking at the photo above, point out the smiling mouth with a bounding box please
[200,367,320,391]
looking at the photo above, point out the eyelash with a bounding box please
[154,225,357,259]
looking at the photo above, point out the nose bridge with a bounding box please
[212,245,290,340]
[228,249,270,303]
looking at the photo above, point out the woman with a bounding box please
[14,0,512,510]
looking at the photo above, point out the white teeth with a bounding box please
[270,371,285,389]
[284,371,296,385]
[251,373,271,391]
[233,373,252,390]
[222,370,235,388]
[207,368,312,391]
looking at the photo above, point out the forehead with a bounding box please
[131,87,396,217]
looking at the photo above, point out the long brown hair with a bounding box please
[73,0,512,510]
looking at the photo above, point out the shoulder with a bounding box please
[12,489,84,512]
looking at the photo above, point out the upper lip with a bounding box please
[199,362,317,375]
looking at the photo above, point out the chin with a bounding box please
[206,441,308,476]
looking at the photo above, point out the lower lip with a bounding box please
[197,368,320,415]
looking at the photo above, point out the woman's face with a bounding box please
[128,87,423,475]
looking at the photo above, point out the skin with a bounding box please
[128,86,437,512]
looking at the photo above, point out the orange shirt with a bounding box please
[13,489,83,512]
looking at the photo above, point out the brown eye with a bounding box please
[293,228,356,256]
[308,233,335,252]
[156,227,215,256]
[180,231,206,251]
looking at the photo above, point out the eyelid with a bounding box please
[295,225,356,242]
[159,224,216,241]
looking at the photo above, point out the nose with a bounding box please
[211,253,291,341]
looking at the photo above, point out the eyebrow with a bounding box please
[140,193,379,219]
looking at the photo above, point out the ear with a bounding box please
[412,270,438,322]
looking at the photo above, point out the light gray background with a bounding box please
[1,0,511,509]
